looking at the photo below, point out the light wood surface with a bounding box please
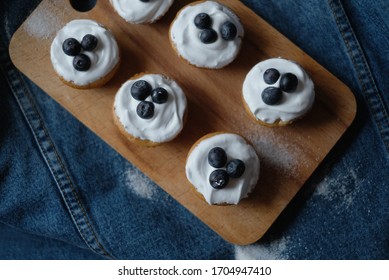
[9,0,357,245]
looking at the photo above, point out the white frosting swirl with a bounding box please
[186,133,260,205]
[114,74,187,143]
[110,0,174,24]
[170,1,244,69]
[242,58,315,124]
[50,19,120,87]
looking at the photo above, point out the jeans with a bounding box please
[0,0,388,259]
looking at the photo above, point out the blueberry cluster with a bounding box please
[261,68,298,105]
[207,147,245,189]
[194,13,237,44]
[62,34,98,71]
[130,80,169,119]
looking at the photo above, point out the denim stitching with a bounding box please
[328,0,389,154]
[330,1,389,132]
[0,42,113,259]
[11,73,112,259]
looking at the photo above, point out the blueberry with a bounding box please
[62,38,81,56]
[131,80,152,101]
[261,87,283,105]
[194,13,212,29]
[208,147,227,168]
[220,21,237,41]
[209,169,229,189]
[226,159,245,178]
[280,73,298,92]
[263,68,280,85]
[199,28,218,44]
[81,34,98,51]
[73,54,91,71]
[140,0,149,2]
[136,101,155,119]
[151,87,168,104]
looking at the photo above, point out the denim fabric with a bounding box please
[1,0,388,259]
[0,222,104,260]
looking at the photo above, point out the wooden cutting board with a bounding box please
[9,0,356,245]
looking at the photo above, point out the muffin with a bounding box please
[110,0,174,24]
[50,19,120,89]
[169,1,244,69]
[185,132,260,205]
[113,73,187,146]
[242,58,315,127]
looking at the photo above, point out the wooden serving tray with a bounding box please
[9,0,356,245]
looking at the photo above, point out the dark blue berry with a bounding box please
[220,21,237,41]
[62,38,81,56]
[226,159,245,178]
[208,147,227,168]
[263,68,280,85]
[209,169,229,189]
[261,87,283,105]
[199,28,218,44]
[81,34,98,51]
[136,101,154,119]
[280,73,298,92]
[131,80,152,101]
[73,54,91,71]
[194,13,212,29]
[151,87,168,104]
[140,0,149,2]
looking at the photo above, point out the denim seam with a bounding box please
[11,73,112,259]
[328,0,389,155]
[0,42,113,259]
[27,102,106,257]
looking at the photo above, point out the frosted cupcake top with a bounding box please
[170,1,244,69]
[110,0,174,24]
[50,19,119,87]
[243,58,315,124]
[114,74,187,143]
[186,133,260,205]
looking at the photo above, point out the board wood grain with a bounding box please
[9,0,356,245]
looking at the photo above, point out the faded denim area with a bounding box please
[1,0,388,259]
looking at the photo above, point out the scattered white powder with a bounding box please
[313,165,361,209]
[23,0,70,40]
[242,125,308,178]
[125,168,157,200]
[253,136,299,177]
[226,109,310,179]
[235,236,290,260]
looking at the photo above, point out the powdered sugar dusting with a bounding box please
[241,124,309,178]
[23,0,70,40]
[125,168,158,200]
[235,237,290,259]
[314,164,361,208]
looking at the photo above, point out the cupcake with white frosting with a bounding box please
[113,73,188,146]
[110,0,174,24]
[50,19,120,89]
[186,132,260,205]
[169,1,244,69]
[242,58,315,127]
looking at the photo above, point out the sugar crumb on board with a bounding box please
[231,115,310,178]
[23,1,70,40]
